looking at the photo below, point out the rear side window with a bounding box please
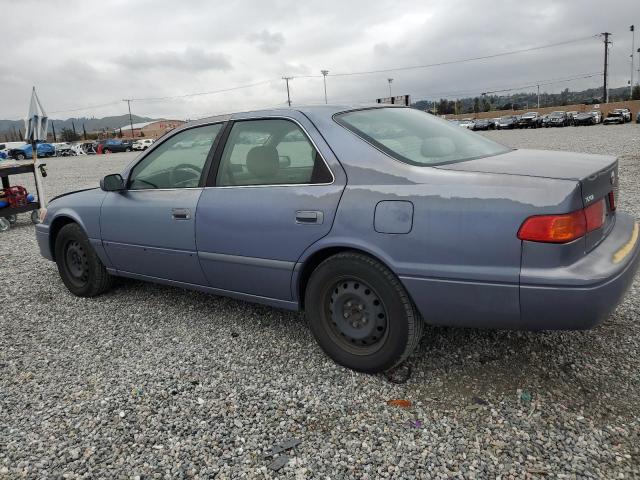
[216,119,332,186]
[335,107,510,166]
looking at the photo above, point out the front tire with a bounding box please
[305,252,423,373]
[55,223,113,297]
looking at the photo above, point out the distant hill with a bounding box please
[412,85,635,114]
[0,114,159,138]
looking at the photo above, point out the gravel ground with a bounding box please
[1,124,639,479]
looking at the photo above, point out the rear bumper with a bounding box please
[520,213,640,330]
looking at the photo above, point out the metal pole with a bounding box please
[321,70,329,104]
[282,77,292,107]
[602,32,611,103]
[537,84,540,108]
[631,26,635,98]
[123,99,134,138]
[387,78,393,97]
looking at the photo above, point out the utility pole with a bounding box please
[387,78,393,97]
[321,70,329,104]
[602,32,612,103]
[282,77,293,107]
[123,99,135,138]
[537,84,540,108]
[631,26,636,98]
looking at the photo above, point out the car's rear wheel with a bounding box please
[55,223,113,297]
[16,153,26,160]
[305,252,423,373]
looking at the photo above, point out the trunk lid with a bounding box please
[437,149,618,249]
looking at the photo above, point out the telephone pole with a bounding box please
[123,99,135,138]
[387,78,393,97]
[282,77,293,107]
[321,70,329,104]
[602,32,612,103]
[631,26,635,98]
[537,84,540,108]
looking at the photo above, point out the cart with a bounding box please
[0,160,47,232]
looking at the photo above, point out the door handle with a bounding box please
[296,210,323,224]
[171,208,191,220]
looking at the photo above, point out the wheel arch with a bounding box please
[49,213,86,261]
[294,243,400,310]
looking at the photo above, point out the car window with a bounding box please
[336,108,510,166]
[129,123,222,190]
[216,119,332,186]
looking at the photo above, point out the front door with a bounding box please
[195,112,346,301]
[101,122,224,284]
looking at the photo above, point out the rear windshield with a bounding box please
[335,108,510,166]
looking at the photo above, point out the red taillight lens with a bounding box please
[584,198,605,232]
[517,198,606,243]
[608,191,616,211]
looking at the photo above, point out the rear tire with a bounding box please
[305,252,423,373]
[55,223,113,297]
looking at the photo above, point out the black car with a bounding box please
[546,111,569,127]
[636,111,640,124]
[471,119,490,131]
[573,112,598,126]
[96,139,133,153]
[517,112,543,128]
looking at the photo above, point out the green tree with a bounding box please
[60,127,79,142]
[632,85,640,100]
[473,97,480,113]
[482,98,491,112]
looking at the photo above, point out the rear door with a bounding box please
[101,122,225,284]
[195,111,346,301]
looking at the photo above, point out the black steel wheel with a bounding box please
[305,252,423,373]
[55,223,113,297]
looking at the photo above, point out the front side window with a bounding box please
[129,123,222,189]
[216,119,332,186]
[335,108,510,166]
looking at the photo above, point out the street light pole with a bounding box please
[387,78,393,97]
[631,26,635,99]
[321,70,329,104]
[282,77,293,107]
[537,84,540,108]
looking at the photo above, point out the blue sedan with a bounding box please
[36,106,640,372]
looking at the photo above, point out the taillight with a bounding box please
[608,191,616,211]
[518,198,605,243]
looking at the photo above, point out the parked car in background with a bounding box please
[613,108,632,122]
[8,142,55,160]
[458,118,475,129]
[53,142,75,156]
[36,105,640,373]
[636,111,640,123]
[517,112,543,129]
[603,111,626,125]
[488,118,501,130]
[471,119,490,131]
[589,110,602,123]
[496,116,517,129]
[573,112,598,126]
[566,111,579,125]
[96,139,133,154]
[133,138,155,151]
[547,111,569,127]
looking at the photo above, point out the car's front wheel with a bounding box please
[55,223,113,297]
[305,252,423,373]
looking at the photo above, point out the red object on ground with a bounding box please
[96,143,103,154]
[2,186,29,207]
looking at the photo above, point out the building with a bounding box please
[115,120,185,139]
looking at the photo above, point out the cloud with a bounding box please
[114,47,232,72]
[248,30,286,54]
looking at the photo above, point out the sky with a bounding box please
[2,0,640,120]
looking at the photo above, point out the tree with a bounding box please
[560,88,569,106]
[473,97,480,113]
[60,127,79,142]
[482,97,491,112]
[632,85,640,100]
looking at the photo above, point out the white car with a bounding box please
[458,118,475,129]
[133,138,155,151]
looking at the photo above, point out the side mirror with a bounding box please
[100,173,125,192]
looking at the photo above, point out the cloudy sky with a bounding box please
[3,0,639,120]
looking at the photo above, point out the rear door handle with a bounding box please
[171,208,191,220]
[296,210,323,224]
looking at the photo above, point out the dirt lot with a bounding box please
[1,123,639,479]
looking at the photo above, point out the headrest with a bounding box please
[246,145,279,179]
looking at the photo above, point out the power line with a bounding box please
[130,79,275,102]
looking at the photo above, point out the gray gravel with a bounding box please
[1,124,639,479]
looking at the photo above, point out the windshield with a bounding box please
[335,108,510,166]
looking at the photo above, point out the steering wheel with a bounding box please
[170,163,203,188]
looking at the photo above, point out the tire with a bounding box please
[305,252,423,373]
[54,223,113,297]
[30,210,40,224]
[0,217,10,232]
[16,153,26,160]
[7,214,17,225]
